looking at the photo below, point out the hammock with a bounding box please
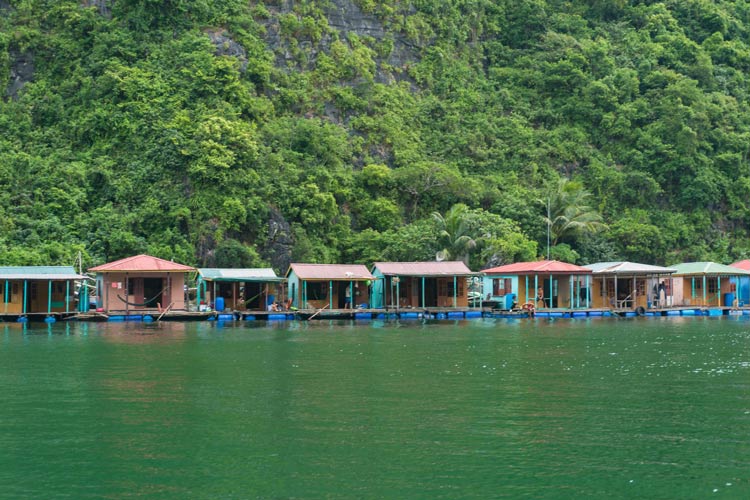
[117,289,165,307]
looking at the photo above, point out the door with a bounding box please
[143,278,164,308]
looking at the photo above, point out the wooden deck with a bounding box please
[11,305,750,322]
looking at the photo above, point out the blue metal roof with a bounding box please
[0,266,85,280]
[197,268,285,282]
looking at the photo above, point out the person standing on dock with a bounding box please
[658,281,666,307]
[344,285,352,309]
[536,287,546,308]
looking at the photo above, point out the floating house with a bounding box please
[730,260,750,307]
[197,268,286,312]
[671,262,750,307]
[584,262,677,309]
[482,260,592,309]
[0,266,85,317]
[370,261,475,309]
[286,264,374,310]
[89,255,195,314]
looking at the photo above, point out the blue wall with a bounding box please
[481,275,518,307]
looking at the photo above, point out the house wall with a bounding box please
[0,280,74,314]
[676,276,732,307]
[296,279,371,309]
[481,275,519,307]
[97,272,186,312]
[731,276,750,306]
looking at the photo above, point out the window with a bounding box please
[606,281,615,297]
[636,279,646,295]
[492,278,511,296]
[306,282,327,300]
[708,278,718,294]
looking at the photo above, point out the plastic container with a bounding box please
[724,293,735,307]
[505,293,516,309]
[215,297,225,312]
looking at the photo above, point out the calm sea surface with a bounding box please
[1,317,749,498]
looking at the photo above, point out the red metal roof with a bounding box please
[89,254,195,272]
[482,260,592,275]
[287,263,374,280]
[373,261,474,276]
[731,260,750,271]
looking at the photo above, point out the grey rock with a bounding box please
[81,0,112,18]
[207,30,249,73]
[263,207,294,274]
[6,48,34,100]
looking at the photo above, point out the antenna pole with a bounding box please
[546,197,551,260]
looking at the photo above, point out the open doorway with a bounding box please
[143,278,164,308]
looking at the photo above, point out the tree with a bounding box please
[542,179,607,248]
[432,204,477,265]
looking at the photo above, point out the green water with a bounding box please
[1,318,749,498]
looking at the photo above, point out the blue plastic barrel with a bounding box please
[505,293,516,309]
[724,293,735,307]
[215,297,225,312]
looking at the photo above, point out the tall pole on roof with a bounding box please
[546,197,551,261]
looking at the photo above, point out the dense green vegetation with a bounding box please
[2,0,750,271]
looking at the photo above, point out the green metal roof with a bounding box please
[671,262,750,276]
[197,268,285,282]
[0,266,85,280]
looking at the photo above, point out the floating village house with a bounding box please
[370,261,475,309]
[730,260,750,307]
[286,264,373,310]
[482,260,593,309]
[584,262,677,310]
[0,266,85,318]
[196,268,286,312]
[670,262,750,307]
[89,254,195,314]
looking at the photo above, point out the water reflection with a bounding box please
[1,319,749,497]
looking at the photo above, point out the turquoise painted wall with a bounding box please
[481,275,519,308]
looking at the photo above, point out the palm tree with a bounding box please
[543,179,607,247]
[432,204,477,265]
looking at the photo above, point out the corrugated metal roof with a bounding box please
[671,262,750,276]
[198,268,285,282]
[585,261,677,274]
[287,263,374,280]
[482,260,591,275]
[373,261,474,276]
[89,254,195,272]
[0,266,85,280]
[731,260,750,271]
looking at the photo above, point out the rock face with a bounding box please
[207,30,249,73]
[263,208,294,274]
[6,48,34,100]
[259,0,418,82]
[324,0,417,80]
[81,0,112,18]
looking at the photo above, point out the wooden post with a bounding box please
[66,280,70,313]
[47,280,52,315]
[23,280,27,315]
